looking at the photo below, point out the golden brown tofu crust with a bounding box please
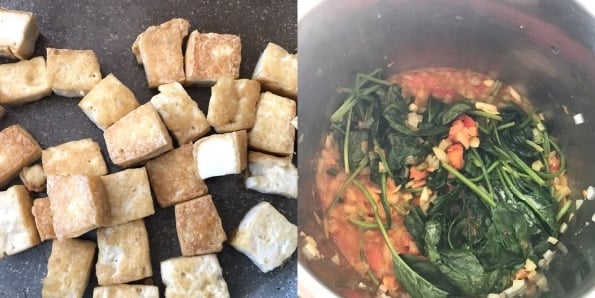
[185,31,241,85]
[31,197,56,241]
[175,195,227,256]
[146,144,208,208]
[103,103,173,167]
[248,92,296,156]
[42,239,96,297]
[0,124,41,188]
[132,18,189,88]
[47,174,110,239]
[96,219,153,285]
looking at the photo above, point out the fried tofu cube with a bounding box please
[96,219,153,285]
[31,197,56,241]
[0,185,40,258]
[104,103,173,167]
[78,73,140,130]
[20,163,46,192]
[46,48,102,97]
[0,124,42,188]
[0,56,51,105]
[132,18,189,88]
[161,254,230,298]
[100,168,155,227]
[42,239,96,298]
[47,174,110,239]
[42,138,108,176]
[0,8,39,60]
[193,130,247,179]
[175,195,226,256]
[185,30,241,85]
[93,285,159,298]
[150,82,209,144]
[207,75,260,133]
[230,201,297,272]
[252,43,297,99]
[248,92,296,155]
[146,144,208,208]
[245,151,297,199]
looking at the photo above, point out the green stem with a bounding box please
[494,147,546,186]
[330,69,383,122]
[358,229,380,286]
[325,156,370,216]
[468,110,503,121]
[541,132,557,195]
[357,72,395,88]
[556,200,571,221]
[352,180,399,255]
[374,139,395,179]
[349,217,380,229]
[497,122,515,130]
[469,161,501,182]
[343,110,353,173]
[471,148,495,198]
[331,94,357,123]
[440,161,497,207]
[379,171,392,229]
[525,139,544,153]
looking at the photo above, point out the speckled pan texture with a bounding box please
[0,1,297,297]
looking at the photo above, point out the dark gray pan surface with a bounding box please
[0,1,297,297]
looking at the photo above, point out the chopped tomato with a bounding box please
[447,143,465,169]
[448,114,478,149]
[548,152,561,173]
[382,276,399,292]
[338,289,371,298]
[431,86,457,101]
[365,242,385,276]
[460,114,475,128]
[409,166,429,181]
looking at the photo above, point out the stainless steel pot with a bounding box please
[298,0,595,297]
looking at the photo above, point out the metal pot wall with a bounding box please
[298,0,595,297]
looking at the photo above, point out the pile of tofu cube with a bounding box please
[0,8,297,298]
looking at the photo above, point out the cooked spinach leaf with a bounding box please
[441,102,472,124]
[329,69,564,298]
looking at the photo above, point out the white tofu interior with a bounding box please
[230,201,297,272]
[0,9,39,60]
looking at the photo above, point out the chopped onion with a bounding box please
[509,87,522,103]
[407,112,423,129]
[475,102,500,114]
[586,186,595,200]
[331,254,340,266]
[576,199,584,210]
[531,160,544,171]
[559,222,568,234]
[503,279,526,297]
[573,113,585,125]
[538,249,556,268]
[408,103,418,112]
[432,147,448,163]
